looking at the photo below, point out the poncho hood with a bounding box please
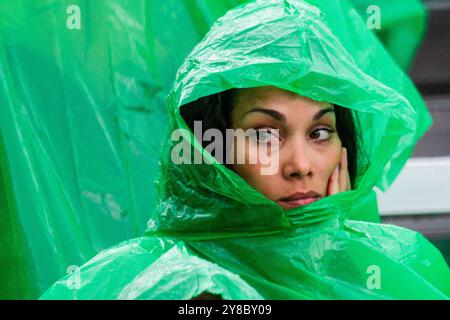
[146,0,431,238]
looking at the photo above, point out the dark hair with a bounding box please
[181,88,363,189]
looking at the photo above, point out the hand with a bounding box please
[327,147,351,196]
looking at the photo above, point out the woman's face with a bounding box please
[230,86,344,210]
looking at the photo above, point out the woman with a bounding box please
[181,86,359,210]
[41,0,450,299]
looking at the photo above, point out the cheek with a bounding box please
[302,136,341,177]
[321,142,342,176]
[232,163,280,199]
[233,162,264,187]
[231,138,281,200]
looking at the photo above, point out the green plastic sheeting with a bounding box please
[0,0,431,300]
[350,0,428,70]
[0,0,248,299]
[41,0,449,300]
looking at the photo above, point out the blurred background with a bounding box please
[0,0,449,299]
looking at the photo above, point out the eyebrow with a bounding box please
[243,106,335,122]
[313,107,335,121]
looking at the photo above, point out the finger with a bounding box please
[339,147,348,192]
[327,165,339,195]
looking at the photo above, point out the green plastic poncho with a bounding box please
[0,0,246,299]
[0,0,428,299]
[41,0,449,300]
[350,0,428,71]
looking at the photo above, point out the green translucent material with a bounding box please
[350,0,428,70]
[0,0,427,299]
[0,0,245,299]
[41,0,449,299]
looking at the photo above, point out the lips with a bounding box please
[277,191,322,209]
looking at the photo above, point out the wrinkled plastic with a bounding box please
[0,0,247,299]
[350,0,428,70]
[41,0,449,299]
[0,0,428,299]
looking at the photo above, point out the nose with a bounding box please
[282,142,313,179]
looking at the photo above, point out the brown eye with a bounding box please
[252,128,280,144]
[311,128,333,141]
